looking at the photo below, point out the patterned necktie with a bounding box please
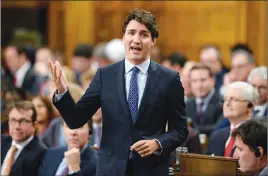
[128,67,140,123]
[3,145,18,175]
[197,101,205,124]
[128,67,139,159]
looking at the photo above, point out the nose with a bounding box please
[133,34,141,44]
[69,129,78,136]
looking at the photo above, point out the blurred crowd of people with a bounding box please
[1,40,267,175]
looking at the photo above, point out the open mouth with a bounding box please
[130,46,142,52]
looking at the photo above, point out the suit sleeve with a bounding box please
[53,68,102,129]
[156,72,189,156]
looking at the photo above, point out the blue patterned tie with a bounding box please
[128,67,139,159]
[128,67,140,123]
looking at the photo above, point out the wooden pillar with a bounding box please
[64,1,95,67]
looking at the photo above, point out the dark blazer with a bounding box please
[185,92,223,136]
[206,127,230,156]
[53,60,188,176]
[1,135,47,176]
[38,145,97,176]
[21,67,40,95]
[40,117,65,148]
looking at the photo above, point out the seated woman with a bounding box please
[32,96,55,138]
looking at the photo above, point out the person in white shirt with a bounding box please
[1,101,47,176]
[247,66,268,118]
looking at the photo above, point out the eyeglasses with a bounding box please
[223,97,249,103]
[252,84,267,91]
[9,119,33,126]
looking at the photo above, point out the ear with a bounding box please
[151,38,156,46]
[257,146,264,159]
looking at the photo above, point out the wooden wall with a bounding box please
[3,1,266,67]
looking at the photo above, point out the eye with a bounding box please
[128,31,134,35]
[142,33,148,37]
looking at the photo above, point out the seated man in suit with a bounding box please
[186,64,223,136]
[1,101,47,176]
[207,81,258,157]
[232,119,267,176]
[247,66,267,118]
[38,120,97,176]
[3,45,40,95]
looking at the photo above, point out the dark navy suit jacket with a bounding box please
[38,145,97,176]
[1,135,47,176]
[53,60,188,176]
[206,127,230,156]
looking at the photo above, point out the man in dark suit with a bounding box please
[186,64,223,136]
[207,81,258,157]
[247,66,268,119]
[1,101,47,176]
[39,120,97,176]
[3,45,40,95]
[232,119,267,176]
[49,9,188,176]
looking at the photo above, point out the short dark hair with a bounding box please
[8,100,37,122]
[232,119,267,155]
[231,43,255,64]
[123,9,159,39]
[190,64,213,77]
[167,52,188,67]
[73,44,93,59]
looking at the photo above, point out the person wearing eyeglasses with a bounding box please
[207,81,259,157]
[1,101,47,176]
[247,66,268,119]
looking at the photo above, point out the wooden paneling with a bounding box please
[47,1,266,67]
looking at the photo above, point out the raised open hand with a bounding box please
[48,58,68,94]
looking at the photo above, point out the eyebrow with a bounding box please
[127,29,149,33]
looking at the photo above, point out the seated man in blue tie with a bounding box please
[38,120,97,176]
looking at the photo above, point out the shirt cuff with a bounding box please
[153,139,163,155]
[54,89,67,101]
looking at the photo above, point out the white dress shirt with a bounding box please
[195,88,215,113]
[254,103,268,118]
[15,61,31,88]
[1,135,34,175]
[124,58,150,107]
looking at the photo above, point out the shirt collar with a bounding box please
[125,58,150,75]
[15,61,31,77]
[255,103,267,111]
[12,135,34,150]
[196,88,215,104]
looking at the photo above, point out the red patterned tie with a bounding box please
[224,128,236,157]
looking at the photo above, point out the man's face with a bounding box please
[200,48,221,74]
[231,53,254,82]
[123,20,156,65]
[63,122,89,149]
[223,87,249,119]
[8,108,36,143]
[72,56,91,73]
[34,49,52,76]
[4,46,20,73]
[248,76,267,105]
[190,69,214,98]
[235,136,258,173]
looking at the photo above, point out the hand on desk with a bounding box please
[130,139,160,157]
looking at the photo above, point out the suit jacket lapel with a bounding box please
[1,137,12,165]
[136,61,159,122]
[116,60,131,119]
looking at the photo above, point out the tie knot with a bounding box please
[10,145,18,153]
[132,67,140,74]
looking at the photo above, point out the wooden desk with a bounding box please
[174,153,245,176]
